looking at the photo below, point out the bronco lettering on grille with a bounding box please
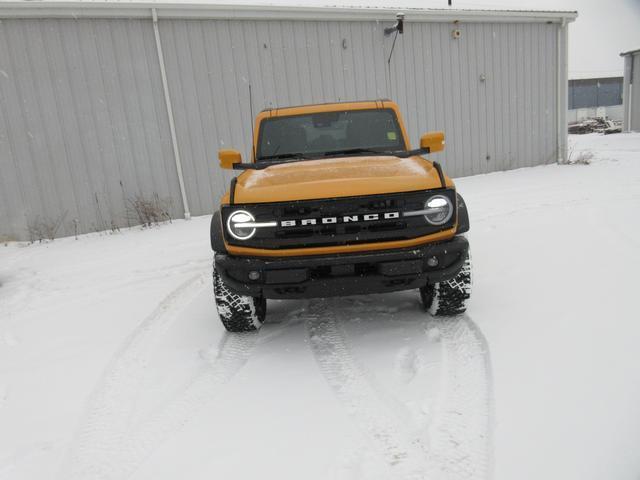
[280,211,400,228]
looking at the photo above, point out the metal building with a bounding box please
[568,75,624,123]
[621,48,640,132]
[569,77,623,110]
[0,2,576,241]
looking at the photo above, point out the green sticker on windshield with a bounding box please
[387,131,397,140]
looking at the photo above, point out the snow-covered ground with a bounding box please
[1,133,639,480]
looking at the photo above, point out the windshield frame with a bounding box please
[254,108,408,163]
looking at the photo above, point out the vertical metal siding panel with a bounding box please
[420,24,437,132]
[304,22,325,103]
[82,20,130,227]
[458,25,473,177]
[184,20,217,214]
[349,23,370,99]
[435,23,455,175]
[544,24,552,162]
[94,21,144,216]
[127,20,171,200]
[538,24,549,164]
[537,24,548,165]
[472,24,486,174]
[165,20,221,213]
[402,25,420,145]
[316,22,337,102]
[41,19,94,234]
[280,21,302,105]
[484,24,498,174]
[411,24,428,142]
[217,22,247,153]
[0,22,38,239]
[530,23,539,168]
[85,19,180,227]
[200,21,236,197]
[497,24,508,172]
[60,21,114,233]
[508,24,519,170]
[536,23,546,165]
[466,25,479,175]
[112,21,154,199]
[255,22,277,109]
[28,20,82,234]
[550,23,557,162]
[231,20,259,159]
[428,24,450,171]
[291,22,314,104]
[7,22,62,224]
[244,21,270,112]
[336,22,355,101]
[138,19,181,204]
[518,23,529,168]
[513,23,522,169]
[321,22,343,102]
[370,22,387,99]
[630,53,640,128]
[216,21,244,205]
[495,23,505,171]
[445,24,461,177]
[267,21,291,106]
[476,24,488,174]
[0,36,27,239]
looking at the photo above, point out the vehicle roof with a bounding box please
[259,100,398,118]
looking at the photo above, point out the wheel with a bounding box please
[213,262,266,332]
[420,254,472,316]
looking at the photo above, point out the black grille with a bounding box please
[222,189,456,249]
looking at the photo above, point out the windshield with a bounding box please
[256,108,406,161]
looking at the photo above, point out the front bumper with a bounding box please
[214,236,469,299]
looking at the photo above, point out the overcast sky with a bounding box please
[213,0,640,78]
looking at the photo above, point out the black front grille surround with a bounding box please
[221,189,457,249]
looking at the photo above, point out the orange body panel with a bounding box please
[222,155,453,205]
[219,100,456,257]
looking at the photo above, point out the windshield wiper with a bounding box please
[320,148,389,158]
[258,152,306,161]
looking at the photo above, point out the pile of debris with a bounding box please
[568,117,622,135]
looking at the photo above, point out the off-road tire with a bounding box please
[213,263,266,332]
[420,254,472,316]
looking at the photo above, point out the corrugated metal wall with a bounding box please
[0,15,562,240]
[568,77,623,109]
[0,18,182,239]
[622,52,640,132]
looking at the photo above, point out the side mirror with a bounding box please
[420,131,445,154]
[218,149,242,169]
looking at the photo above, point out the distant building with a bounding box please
[621,48,640,132]
[568,76,623,123]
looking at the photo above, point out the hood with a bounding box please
[229,156,452,204]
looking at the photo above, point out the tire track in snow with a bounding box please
[306,300,429,479]
[306,299,493,479]
[425,316,494,480]
[58,273,259,480]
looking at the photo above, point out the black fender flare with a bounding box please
[456,193,470,234]
[210,211,227,253]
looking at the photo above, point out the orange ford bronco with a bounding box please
[210,100,471,332]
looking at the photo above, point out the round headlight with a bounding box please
[423,195,453,225]
[226,210,256,240]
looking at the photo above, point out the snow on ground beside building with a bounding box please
[1,133,639,480]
